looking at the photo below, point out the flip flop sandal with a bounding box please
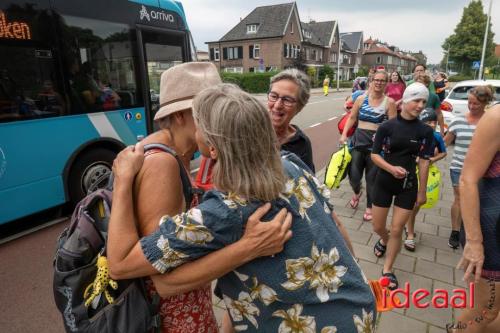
[381,271,399,291]
[363,211,373,222]
[404,238,416,252]
[374,239,387,258]
[349,190,363,209]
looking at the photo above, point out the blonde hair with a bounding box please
[416,73,432,87]
[192,84,286,201]
[469,85,495,104]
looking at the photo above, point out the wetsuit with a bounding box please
[349,94,388,208]
[372,114,434,210]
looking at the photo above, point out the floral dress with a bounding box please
[140,153,377,332]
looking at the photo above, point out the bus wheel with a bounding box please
[68,148,116,206]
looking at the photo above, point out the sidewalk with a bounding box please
[212,149,461,332]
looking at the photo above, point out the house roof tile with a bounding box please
[218,3,295,42]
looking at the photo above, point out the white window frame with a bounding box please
[224,67,243,74]
[253,44,260,59]
[291,22,294,34]
[376,56,382,64]
[214,47,220,61]
[247,24,258,34]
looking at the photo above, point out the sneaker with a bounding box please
[448,231,460,249]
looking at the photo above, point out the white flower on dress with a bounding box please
[223,292,260,329]
[234,270,249,282]
[353,308,375,333]
[171,211,214,245]
[152,235,189,273]
[321,326,338,333]
[272,304,316,333]
[249,277,279,306]
[221,192,247,209]
[283,177,315,222]
[282,244,347,302]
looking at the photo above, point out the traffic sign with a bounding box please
[472,61,480,70]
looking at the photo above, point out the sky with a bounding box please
[182,0,500,64]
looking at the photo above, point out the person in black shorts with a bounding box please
[370,82,435,289]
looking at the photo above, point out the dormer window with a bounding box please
[247,24,258,34]
[302,29,312,39]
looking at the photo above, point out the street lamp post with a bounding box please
[479,0,493,80]
[445,45,450,75]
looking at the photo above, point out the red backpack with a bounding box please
[337,111,356,137]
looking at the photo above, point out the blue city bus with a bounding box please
[0,0,195,225]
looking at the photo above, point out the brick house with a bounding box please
[340,31,364,79]
[206,2,303,73]
[362,38,417,75]
[300,20,340,77]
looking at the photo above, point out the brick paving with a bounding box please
[211,147,462,332]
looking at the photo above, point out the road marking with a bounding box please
[309,122,322,128]
[328,117,338,121]
[308,98,345,105]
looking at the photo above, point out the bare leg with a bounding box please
[451,186,461,231]
[454,279,500,333]
[383,206,413,273]
[372,205,390,249]
[221,310,235,333]
[406,205,419,238]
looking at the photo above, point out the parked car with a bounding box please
[440,80,500,126]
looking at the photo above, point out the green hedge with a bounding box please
[221,72,353,92]
[221,72,277,93]
[447,74,474,82]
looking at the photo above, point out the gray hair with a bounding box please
[192,84,286,201]
[270,69,311,111]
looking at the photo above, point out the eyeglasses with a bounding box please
[373,79,387,83]
[268,92,297,107]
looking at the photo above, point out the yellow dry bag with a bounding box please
[417,164,441,209]
[324,145,351,189]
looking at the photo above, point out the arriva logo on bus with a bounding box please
[139,5,174,23]
[0,12,31,40]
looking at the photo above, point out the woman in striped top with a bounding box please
[444,85,494,249]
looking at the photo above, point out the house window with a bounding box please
[331,53,337,62]
[297,46,300,59]
[224,67,243,73]
[291,22,294,34]
[214,48,219,61]
[319,51,323,62]
[312,49,316,61]
[224,46,242,60]
[376,56,382,64]
[247,24,258,34]
[387,56,393,65]
[306,48,310,61]
[253,44,260,59]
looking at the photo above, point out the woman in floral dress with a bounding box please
[107,84,377,332]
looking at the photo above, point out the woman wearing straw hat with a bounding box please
[107,83,375,332]
[112,62,291,332]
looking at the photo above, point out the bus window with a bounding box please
[58,15,142,114]
[0,46,64,123]
[142,30,184,116]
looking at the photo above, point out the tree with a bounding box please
[318,65,334,82]
[442,0,495,74]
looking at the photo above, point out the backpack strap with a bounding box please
[143,143,193,210]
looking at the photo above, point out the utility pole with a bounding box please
[479,0,493,80]
[445,45,450,75]
[336,27,341,92]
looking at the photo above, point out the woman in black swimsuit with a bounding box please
[370,83,435,289]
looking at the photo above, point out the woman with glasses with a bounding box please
[444,85,494,249]
[268,69,315,173]
[340,70,397,222]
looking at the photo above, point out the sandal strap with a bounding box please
[382,272,399,289]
